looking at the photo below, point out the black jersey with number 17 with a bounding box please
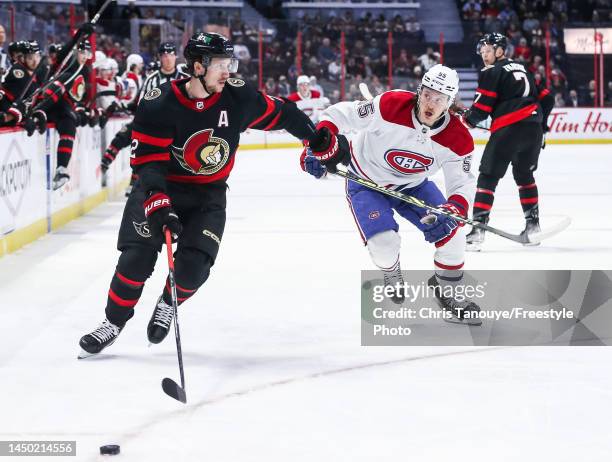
[466,58,553,133]
[130,77,315,188]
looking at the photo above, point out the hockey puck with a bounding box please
[100,445,120,456]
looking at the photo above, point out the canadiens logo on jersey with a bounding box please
[69,75,86,101]
[172,129,230,176]
[384,149,434,174]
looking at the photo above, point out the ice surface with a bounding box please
[1,144,611,461]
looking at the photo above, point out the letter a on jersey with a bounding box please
[218,110,229,127]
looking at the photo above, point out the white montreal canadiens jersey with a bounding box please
[318,90,475,204]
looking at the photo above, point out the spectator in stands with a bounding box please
[277,75,291,97]
[529,55,543,74]
[317,37,336,66]
[362,56,374,79]
[462,0,482,20]
[367,38,382,61]
[264,77,278,96]
[554,92,566,107]
[498,3,519,26]
[405,16,424,41]
[418,47,440,71]
[394,48,414,77]
[514,37,531,62]
[233,37,251,67]
[523,11,540,34]
[328,58,342,81]
[567,89,580,108]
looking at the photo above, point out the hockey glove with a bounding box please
[75,107,89,127]
[308,127,350,173]
[300,147,327,179]
[23,109,46,136]
[143,192,182,240]
[420,200,466,244]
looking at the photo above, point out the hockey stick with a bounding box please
[24,0,115,108]
[333,169,570,245]
[161,228,187,404]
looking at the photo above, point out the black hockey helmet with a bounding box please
[158,42,176,55]
[48,43,63,55]
[147,60,161,72]
[9,40,28,56]
[23,40,41,55]
[476,33,508,55]
[183,32,237,75]
[77,40,92,52]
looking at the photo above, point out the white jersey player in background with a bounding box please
[303,65,481,323]
[288,74,329,124]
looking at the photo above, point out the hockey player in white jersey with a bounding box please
[303,65,481,324]
[288,75,330,124]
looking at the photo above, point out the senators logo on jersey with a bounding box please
[384,150,434,174]
[172,129,230,176]
[69,75,86,102]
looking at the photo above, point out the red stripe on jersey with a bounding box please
[538,89,550,100]
[473,102,493,113]
[167,154,236,184]
[170,78,222,112]
[248,94,275,128]
[434,260,464,270]
[108,289,138,308]
[2,89,15,101]
[130,152,170,166]
[431,116,474,157]
[491,104,538,132]
[379,90,416,128]
[116,271,144,287]
[58,147,73,154]
[474,201,492,210]
[520,197,538,205]
[476,88,497,98]
[477,188,495,195]
[316,120,339,135]
[519,183,537,190]
[45,88,59,102]
[349,142,373,181]
[132,130,172,147]
[263,111,282,131]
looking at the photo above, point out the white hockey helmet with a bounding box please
[106,58,119,71]
[94,50,107,64]
[126,53,144,71]
[419,64,459,107]
[98,58,112,71]
[297,75,310,85]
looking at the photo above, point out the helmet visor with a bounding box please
[209,57,239,73]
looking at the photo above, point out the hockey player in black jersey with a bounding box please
[463,33,554,251]
[79,32,321,357]
[0,40,44,129]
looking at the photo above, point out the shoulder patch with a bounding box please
[227,78,245,87]
[144,88,161,101]
[13,69,25,79]
[431,116,474,157]
[379,90,416,128]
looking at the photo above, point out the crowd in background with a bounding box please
[1,1,611,108]
[458,0,612,106]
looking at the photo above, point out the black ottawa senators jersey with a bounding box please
[466,58,553,133]
[130,77,315,185]
[0,63,41,112]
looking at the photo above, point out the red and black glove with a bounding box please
[143,192,182,240]
[308,126,350,173]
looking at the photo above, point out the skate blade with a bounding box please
[465,242,482,252]
[77,349,96,359]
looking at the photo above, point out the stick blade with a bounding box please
[162,377,187,403]
[528,216,572,244]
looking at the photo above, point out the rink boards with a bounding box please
[0,107,610,256]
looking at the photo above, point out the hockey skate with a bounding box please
[78,319,123,358]
[147,296,174,344]
[428,276,482,326]
[383,265,405,305]
[520,205,541,246]
[52,166,70,190]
